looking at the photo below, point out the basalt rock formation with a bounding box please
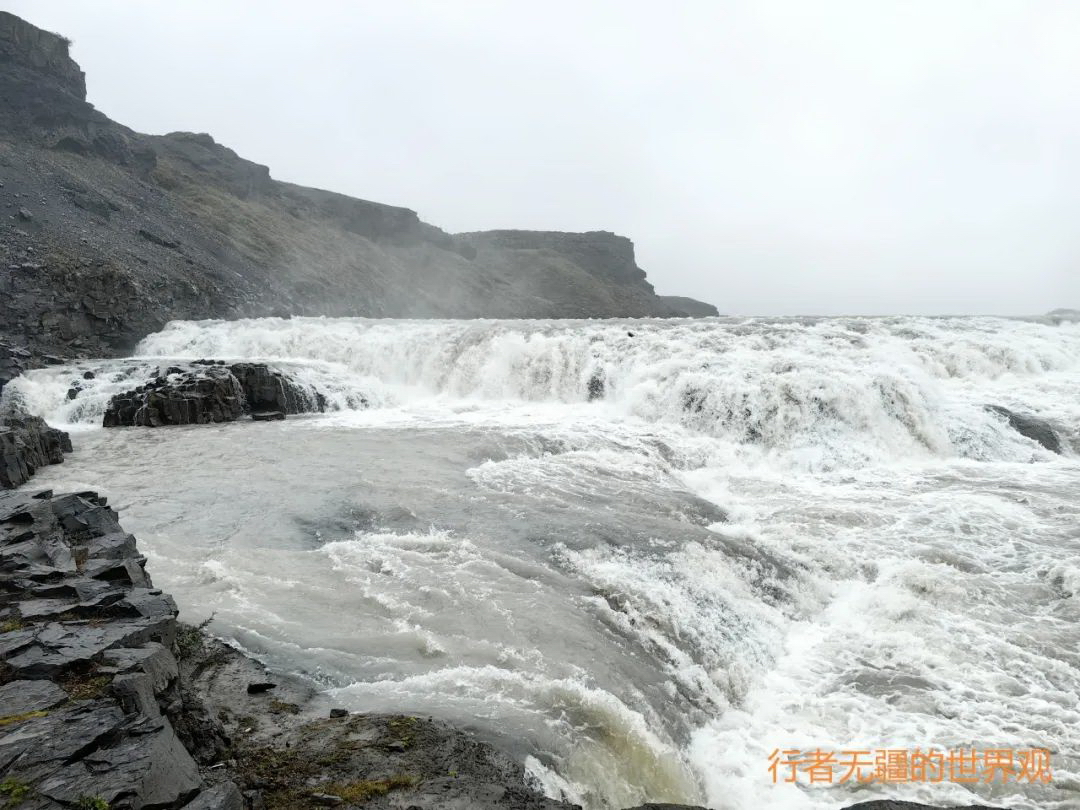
[228,362,325,415]
[103,366,247,428]
[0,410,71,488]
[102,363,325,427]
[0,11,715,369]
[0,489,208,808]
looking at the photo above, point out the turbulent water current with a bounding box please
[6,315,1080,810]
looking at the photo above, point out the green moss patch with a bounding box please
[1,778,32,808]
[0,710,48,728]
[319,775,417,803]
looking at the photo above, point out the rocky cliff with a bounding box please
[0,11,715,367]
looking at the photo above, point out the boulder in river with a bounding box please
[103,366,246,427]
[103,363,327,427]
[986,405,1063,454]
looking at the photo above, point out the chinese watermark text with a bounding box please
[768,748,1052,784]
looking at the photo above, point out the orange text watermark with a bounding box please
[768,748,1052,784]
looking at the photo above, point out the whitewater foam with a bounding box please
[8,315,1080,809]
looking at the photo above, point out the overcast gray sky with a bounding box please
[5,0,1079,314]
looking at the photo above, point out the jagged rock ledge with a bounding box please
[0,488,208,808]
[0,411,71,488]
[102,362,329,428]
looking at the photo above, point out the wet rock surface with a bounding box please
[0,489,198,808]
[102,363,323,427]
[227,362,323,415]
[103,366,246,427]
[986,405,1063,453]
[0,410,71,488]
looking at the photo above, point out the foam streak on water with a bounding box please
[7,315,1080,810]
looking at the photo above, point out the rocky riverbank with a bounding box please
[0,486,575,809]
[1,487,1010,810]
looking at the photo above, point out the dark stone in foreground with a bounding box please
[0,489,200,808]
[0,411,72,488]
[986,405,1063,453]
[181,782,244,810]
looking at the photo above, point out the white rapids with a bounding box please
[6,315,1080,810]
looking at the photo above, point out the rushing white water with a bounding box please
[7,315,1080,810]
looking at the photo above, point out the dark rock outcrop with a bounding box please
[0,411,72,488]
[103,366,246,427]
[102,363,325,427]
[0,10,150,170]
[455,230,711,319]
[228,362,321,414]
[986,405,1063,454]
[250,411,285,422]
[181,782,244,810]
[0,11,714,369]
[0,489,201,808]
[0,11,85,100]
